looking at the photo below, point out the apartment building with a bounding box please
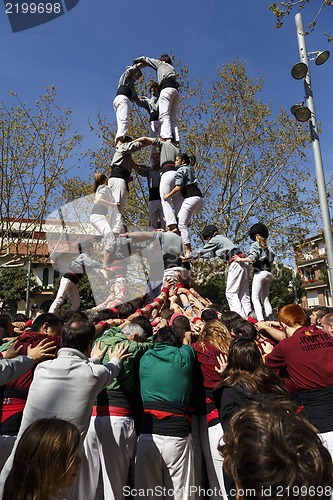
[294,232,332,308]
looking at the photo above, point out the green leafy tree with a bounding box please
[0,87,86,264]
[269,263,305,311]
[0,267,41,313]
[269,1,333,43]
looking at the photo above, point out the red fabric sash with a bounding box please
[91,405,132,417]
[144,408,192,424]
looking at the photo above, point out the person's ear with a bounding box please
[42,322,49,335]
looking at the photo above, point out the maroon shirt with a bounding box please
[192,341,228,389]
[0,332,61,433]
[265,325,333,393]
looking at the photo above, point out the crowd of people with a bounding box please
[0,283,333,499]
[1,53,333,499]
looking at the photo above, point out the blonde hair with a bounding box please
[198,319,232,353]
[255,234,268,249]
[93,172,108,193]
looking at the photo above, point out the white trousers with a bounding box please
[251,270,273,321]
[79,415,136,500]
[225,261,251,319]
[159,171,183,227]
[113,94,130,140]
[90,214,115,251]
[159,87,180,141]
[199,418,226,500]
[48,277,80,313]
[135,433,195,499]
[177,197,204,245]
[148,199,165,230]
[108,178,127,234]
[149,120,161,139]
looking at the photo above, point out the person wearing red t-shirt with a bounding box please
[192,319,232,500]
[0,313,62,468]
[265,304,333,458]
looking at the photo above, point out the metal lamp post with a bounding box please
[292,12,333,298]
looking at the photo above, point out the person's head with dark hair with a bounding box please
[172,315,192,344]
[219,310,243,332]
[11,313,28,323]
[0,327,7,345]
[149,80,159,95]
[159,308,174,322]
[201,225,218,241]
[153,326,183,347]
[201,308,218,323]
[96,309,118,321]
[188,155,196,166]
[61,319,95,354]
[131,316,153,338]
[115,302,136,319]
[129,295,148,311]
[57,309,89,324]
[159,54,172,65]
[172,315,190,332]
[218,338,288,397]
[3,417,81,500]
[265,312,279,322]
[0,315,14,335]
[310,306,331,327]
[220,401,333,500]
[31,313,63,337]
[231,318,258,340]
[207,303,225,314]
[175,153,190,166]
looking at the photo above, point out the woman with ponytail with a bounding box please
[233,223,275,321]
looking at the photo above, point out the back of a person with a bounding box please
[18,347,110,438]
[274,325,333,392]
[140,341,193,405]
[135,327,195,498]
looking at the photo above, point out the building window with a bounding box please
[307,290,319,307]
[42,268,49,288]
[53,270,59,284]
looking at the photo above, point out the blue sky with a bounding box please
[1,0,333,186]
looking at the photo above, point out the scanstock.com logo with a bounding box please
[4,0,79,33]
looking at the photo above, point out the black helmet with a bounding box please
[201,225,218,240]
[249,223,269,241]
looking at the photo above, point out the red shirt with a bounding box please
[4,332,61,391]
[265,325,333,393]
[192,341,228,389]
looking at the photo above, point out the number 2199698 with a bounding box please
[5,3,62,14]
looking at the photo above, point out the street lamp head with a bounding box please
[291,62,308,79]
[291,103,311,122]
[315,50,330,66]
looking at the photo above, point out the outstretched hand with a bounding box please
[2,340,23,359]
[27,338,57,363]
[91,341,108,361]
[109,343,132,362]
[215,353,228,375]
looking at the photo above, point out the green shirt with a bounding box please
[96,327,152,393]
[139,343,195,404]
